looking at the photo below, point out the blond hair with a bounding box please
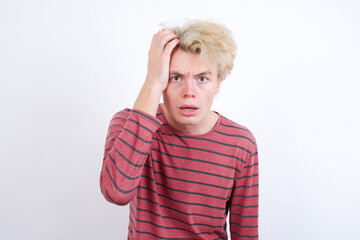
[164,20,237,80]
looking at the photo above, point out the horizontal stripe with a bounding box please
[123,128,152,144]
[144,163,153,170]
[232,194,259,199]
[104,164,138,194]
[108,124,124,130]
[152,169,231,190]
[231,232,258,238]
[118,137,148,155]
[130,209,214,234]
[110,116,127,123]
[250,152,258,157]
[104,188,131,206]
[130,203,223,229]
[237,173,259,180]
[131,224,198,240]
[234,184,259,189]
[244,162,258,169]
[136,194,158,205]
[230,222,258,228]
[159,132,252,154]
[156,181,228,200]
[141,174,228,200]
[127,118,153,134]
[132,109,162,126]
[108,154,141,181]
[106,130,121,140]
[138,186,226,210]
[230,213,258,218]
[214,130,255,145]
[115,147,144,168]
[115,109,130,116]
[136,195,224,219]
[153,137,246,164]
[152,158,234,180]
[230,203,258,208]
[220,122,250,132]
[151,148,240,173]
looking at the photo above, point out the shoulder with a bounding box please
[218,115,258,169]
[219,116,257,144]
[111,108,163,130]
[110,108,131,122]
[216,115,258,159]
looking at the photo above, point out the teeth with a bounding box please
[182,108,195,112]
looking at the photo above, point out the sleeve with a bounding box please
[99,108,162,206]
[229,141,259,239]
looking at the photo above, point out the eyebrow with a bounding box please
[169,70,213,77]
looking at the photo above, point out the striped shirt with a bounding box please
[100,104,259,239]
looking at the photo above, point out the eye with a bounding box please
[172,76,181,81]
[198,77,207,82]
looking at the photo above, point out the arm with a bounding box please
[229,143,259,239]
[99,109,162,205]
[99,31,179,205]
[133,30,180,116]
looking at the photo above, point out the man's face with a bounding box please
[162,48,222,134]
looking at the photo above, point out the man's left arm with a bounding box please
[229,142,259,239]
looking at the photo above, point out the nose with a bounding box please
[182,78,196,97]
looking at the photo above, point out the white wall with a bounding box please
[1,0,359,239]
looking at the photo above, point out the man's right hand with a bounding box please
[145,30,180,92]
[133,30,179,117]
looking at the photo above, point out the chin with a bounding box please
[177,114,203,125]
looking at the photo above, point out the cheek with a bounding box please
[162,90,169,102]
[199,91,217,105]
[198,85,219,98]
[198,81,220,92]
[164,84,181,97]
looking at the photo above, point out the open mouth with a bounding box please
[179,105,199,116]
[181,107,197,112]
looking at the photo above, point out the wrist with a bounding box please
[133,81,163,117]
[142,80,164,96]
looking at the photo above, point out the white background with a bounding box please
[1,0,359,239]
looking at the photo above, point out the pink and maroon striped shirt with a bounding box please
[100,104,259,239]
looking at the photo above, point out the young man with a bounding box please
[100,20,259,239]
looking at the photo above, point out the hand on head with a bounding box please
[146,30,180,92]
[133,30,179,117]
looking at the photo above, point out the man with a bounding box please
[100,20,259,239]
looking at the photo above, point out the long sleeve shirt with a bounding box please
[100,104,259,239]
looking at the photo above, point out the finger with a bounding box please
[151,31,176,47]
[152,33,178,52]
[158,31,177,41]
[163,38,180,57]
[154,31,175,44]
[151,31,175,45]
[156,29,175,35]
[160,34,178,50]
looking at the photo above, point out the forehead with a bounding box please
[170,48,217,74]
